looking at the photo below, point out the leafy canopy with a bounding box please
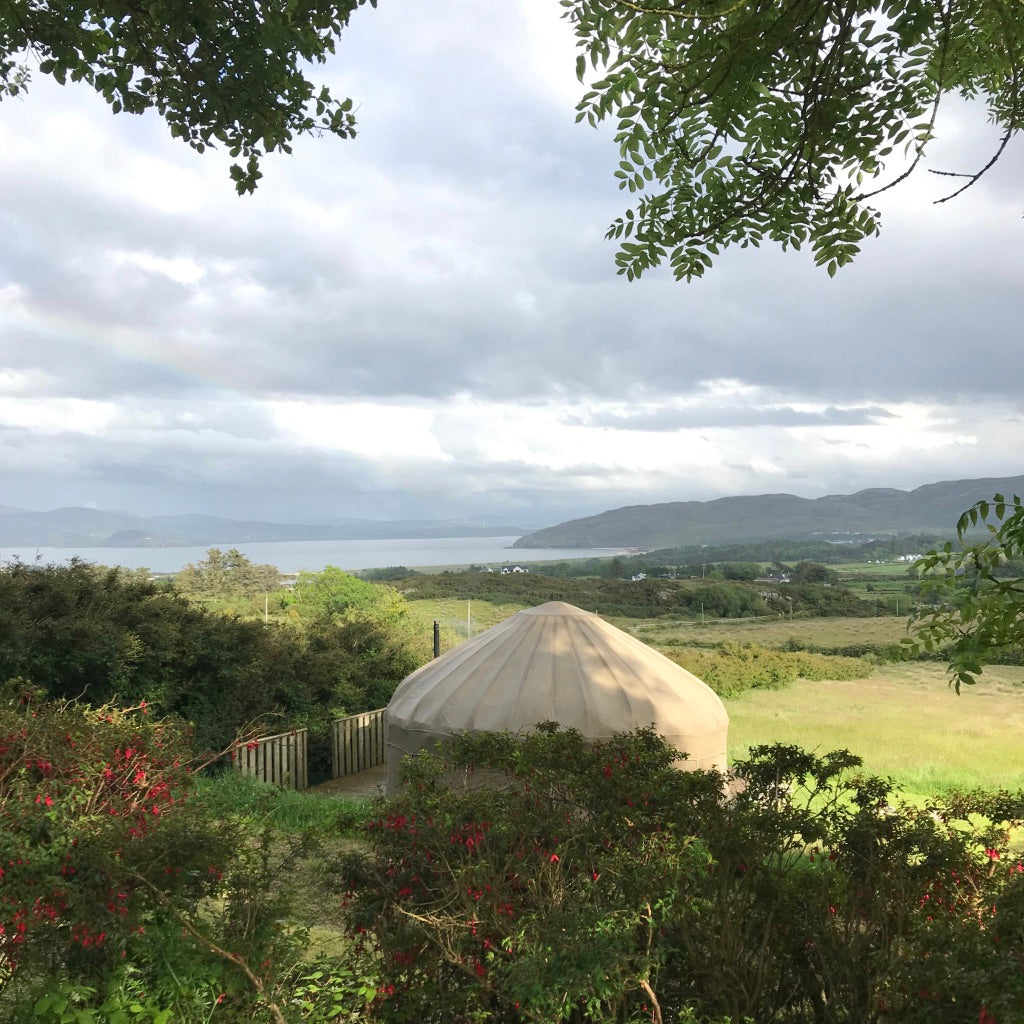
[176,546,283,598]
[563,0,1024,279]
[909,493,1024,691]
[0,0,375,193]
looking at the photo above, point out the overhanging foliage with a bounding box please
[563,0,1024,278]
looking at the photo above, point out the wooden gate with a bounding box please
[331,709,385,778]
[234,728,308,790]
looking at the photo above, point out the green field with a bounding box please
[726,661,1024,793]
[626,613,911,647]
[407,597,530,640]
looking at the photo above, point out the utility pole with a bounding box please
[467,600,472,638]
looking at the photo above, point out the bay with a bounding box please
[0,536,629,575]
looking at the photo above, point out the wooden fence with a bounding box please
[332,709,386,778]
[234,728,308,791]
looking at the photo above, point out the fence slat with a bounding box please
[330,709,386,779]
[232,728,308,791]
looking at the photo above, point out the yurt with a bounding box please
[384,601,728,791]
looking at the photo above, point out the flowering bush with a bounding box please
[0,682,291,1020]
[346,728,1024,1024]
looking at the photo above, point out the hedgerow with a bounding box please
[0,561,428,782]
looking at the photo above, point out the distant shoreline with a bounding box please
[0,536,630,576]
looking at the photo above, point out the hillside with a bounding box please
[513,475,1024,549]
[0,507,534,547]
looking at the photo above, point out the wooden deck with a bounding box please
[314,763,387,798]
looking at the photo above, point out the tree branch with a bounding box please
[132,874,288,1024]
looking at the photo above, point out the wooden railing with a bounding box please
[233,728,308,791]
[331,709,385,778]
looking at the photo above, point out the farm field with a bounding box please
[625,613,911,648]
[407,597,529,640]
[726,661,1024,793]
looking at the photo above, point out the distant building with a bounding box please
[500,565,529,574]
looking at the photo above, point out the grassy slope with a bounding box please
[370,596,1024,798]
[726,662,1024,793]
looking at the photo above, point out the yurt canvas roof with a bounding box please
[385,601,728,789]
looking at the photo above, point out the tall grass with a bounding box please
[726,661,1024,794]
[193,772,368,835]
[407,598,529,640]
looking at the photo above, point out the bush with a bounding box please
[663,641,872,696]
[0,562,427,782]
[346,729,1024,1024]
[0,686,327,1022]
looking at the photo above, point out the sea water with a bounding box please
[0,536,628,574]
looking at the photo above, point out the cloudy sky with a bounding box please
[1,0,1022,529]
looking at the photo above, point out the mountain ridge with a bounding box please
[0,507,536,548]
[512,475,1024,550]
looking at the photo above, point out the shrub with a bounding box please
[0,685,320,1022]
[0,562,426,783]
[346,729,1024,1024]
[663,641,872,696]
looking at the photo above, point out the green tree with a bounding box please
[289,564,387,619]
[910,493,1024,690]
[721,560,761,581]
[176,547,282,598]
[0,0,375,193]
[565,0,1024,279]
[790,560,835,584]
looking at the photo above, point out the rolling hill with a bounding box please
[512,475,1024,550]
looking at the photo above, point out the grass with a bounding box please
[407,597,530,641]
[726,661,1024,794]
[627,614,911,648]
[388,604,1024,797]
[194,772,368,834]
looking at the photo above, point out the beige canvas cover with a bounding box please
[385,601,728,790]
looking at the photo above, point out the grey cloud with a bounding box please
[1,0,1023,525]
[570,404,895,431]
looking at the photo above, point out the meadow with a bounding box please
[726,661,1024,793]
[624,612,911,647]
